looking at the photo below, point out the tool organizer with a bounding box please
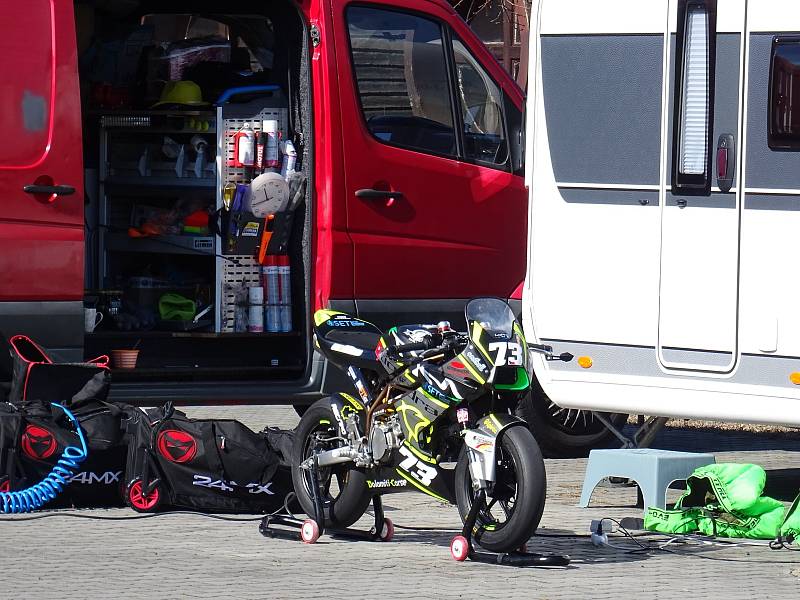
[215,97,288,332]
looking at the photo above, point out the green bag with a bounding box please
[644,463,786,540]
[158,293,196,321]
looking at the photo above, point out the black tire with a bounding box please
[455,425,546,553]
[516,379,628,458]
[291,398,371,528]
[293,404,310,418]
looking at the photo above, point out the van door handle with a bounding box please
[23,184,76,196]
[355,189,404,200]
[355,188,403,207]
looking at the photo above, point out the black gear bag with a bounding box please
[0,397,130,508]
[125,404,292,513]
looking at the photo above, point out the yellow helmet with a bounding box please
[151,81,207,107]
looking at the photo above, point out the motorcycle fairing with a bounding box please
[462,413,529,485]
[313,310,387,372]
[328,393,366,436]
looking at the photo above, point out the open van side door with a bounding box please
[0,0,84,357]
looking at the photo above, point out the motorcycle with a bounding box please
[289,297,572,560]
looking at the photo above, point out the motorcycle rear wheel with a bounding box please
[454,425,546,553]
[291,398,371,528]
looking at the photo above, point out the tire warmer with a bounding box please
[0,404,88,513]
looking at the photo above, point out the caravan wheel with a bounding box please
[516,381,628,458]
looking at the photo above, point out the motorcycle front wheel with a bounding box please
[291,398,371,528]
[454,425,547,553]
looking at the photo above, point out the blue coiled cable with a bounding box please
[0,403,88,513]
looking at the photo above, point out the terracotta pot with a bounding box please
[112,349,139,369]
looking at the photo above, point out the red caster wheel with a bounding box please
[127,479,161,513]
[378,518,394,542]
[300,519,320,544]
[518,543,528,553]
[450,535,470,561]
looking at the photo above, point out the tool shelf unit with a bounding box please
[95,97,286,335]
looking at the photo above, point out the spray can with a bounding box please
[247,286,264,332]
[264,255,281,332]
[280,140,297,180]
[278,255,292,332]
[255,131,266,173]
[263,120,280,169]
[233,122,255,168]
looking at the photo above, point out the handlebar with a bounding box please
[386,330,469,360]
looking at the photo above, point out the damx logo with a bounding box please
[21,425,57,460]
[157,430,198,464]
[70,471,123,485]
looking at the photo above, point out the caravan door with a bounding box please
[657,0,746,373]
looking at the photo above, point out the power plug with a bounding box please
[590,519,609,546]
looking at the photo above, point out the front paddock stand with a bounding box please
[259,456,393,544]
[451,490,571,567]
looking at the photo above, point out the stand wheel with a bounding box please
[301,519,320,544]
[518,543,528,553]
[379,517,394,542]
[127,479,161,513]
[450,535,470,561]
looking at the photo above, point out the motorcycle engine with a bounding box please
[369,416,403,464]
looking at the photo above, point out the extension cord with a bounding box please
[589,519,613,546]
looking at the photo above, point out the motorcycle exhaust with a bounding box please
[300,447,360,469]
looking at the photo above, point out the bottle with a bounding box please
[278,255,292,332]
[234,122,255,168]
[263,120,280,169]
[280,140,297,180]
[264,256,280,332]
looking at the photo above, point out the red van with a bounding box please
[0,0,526,409]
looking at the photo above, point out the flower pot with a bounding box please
[112,349,139,369]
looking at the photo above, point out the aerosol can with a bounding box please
[263,119,280,169]
[280,140,297,180]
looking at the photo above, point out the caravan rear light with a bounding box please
[577,356,593,369]
[790,372,800,385]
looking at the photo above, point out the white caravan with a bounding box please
[521,0,800,454]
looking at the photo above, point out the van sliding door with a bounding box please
[657,0,746,373]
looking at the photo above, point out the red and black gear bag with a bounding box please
[7,335,110,404]
[125,404,291,513]
[6,399,130,508]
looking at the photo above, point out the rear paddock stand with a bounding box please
[450,490,571,567]
[259,457,393,544]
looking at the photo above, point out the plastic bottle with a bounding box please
[234,122,255,168]
[264,256,280,332]
[263,120,280,169]
[278,255,292,332]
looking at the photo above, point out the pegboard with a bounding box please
[220,107,288,188]
[215,95,287,332]
[220,255,262,332]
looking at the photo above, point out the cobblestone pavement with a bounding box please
[2,405,800,599]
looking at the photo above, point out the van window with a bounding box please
[346,6,456,157]
[0,1,53,166]
[452,36,508,166]
[769,37,800,150]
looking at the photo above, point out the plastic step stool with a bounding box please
[579,448,716,511]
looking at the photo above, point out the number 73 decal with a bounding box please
[488,342,523,366]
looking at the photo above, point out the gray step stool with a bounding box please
[579,449,716,510]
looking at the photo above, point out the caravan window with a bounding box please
[769,37,800,150]
[346,6,456,157]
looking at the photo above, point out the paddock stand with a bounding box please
[259,455,393,544]
[449,490,571,567]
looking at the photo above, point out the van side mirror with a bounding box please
[504,91,524,176]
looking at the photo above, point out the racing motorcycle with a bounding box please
[290,297,572,559]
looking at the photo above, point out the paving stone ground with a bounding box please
[2,405,799,599]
